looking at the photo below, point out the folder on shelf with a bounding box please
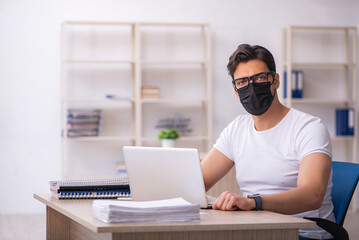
[49,177,130,199]
[284,70,303,99]
[336,108,355,136]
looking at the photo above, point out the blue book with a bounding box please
[284,70,303,99]
[336,108,355,136]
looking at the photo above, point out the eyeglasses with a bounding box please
[232,71,275,90]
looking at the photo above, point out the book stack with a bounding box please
[141,86,160,99]
[93,197,200,223]
[49,177,130,199]
[67,109,102,137]
[155,114,192,136]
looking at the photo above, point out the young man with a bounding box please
[201,44,335,239]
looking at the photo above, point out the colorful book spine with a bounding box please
[336,108,355,136]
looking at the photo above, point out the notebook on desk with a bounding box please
[123,146,215,208]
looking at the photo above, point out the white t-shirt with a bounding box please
[214,108,335,239]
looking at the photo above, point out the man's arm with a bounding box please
[262,152,332,214]
[201,148,234,192]
[213,152,332,214]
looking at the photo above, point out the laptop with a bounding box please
[123,146,214,208]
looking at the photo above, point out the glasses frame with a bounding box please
[232,71,276,90]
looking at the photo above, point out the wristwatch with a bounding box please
[247,194,262,210]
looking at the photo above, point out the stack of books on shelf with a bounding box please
[141,86,160,99]
[93,197,200,223]
[67,109,102,137]
[49,177,130,199]
[155,114,192,136]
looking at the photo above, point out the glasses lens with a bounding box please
[234,78,248,89]
[253,73,269,84]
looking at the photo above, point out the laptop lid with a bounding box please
[123,146,209,208]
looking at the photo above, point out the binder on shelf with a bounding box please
[283,70,303,99]
[49,177,130,199]
[336,108,355,136]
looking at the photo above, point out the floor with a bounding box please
[0,214,45,240]
[0,211,359,239]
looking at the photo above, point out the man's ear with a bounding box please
[274,73,280,89]
[232,84,239,98]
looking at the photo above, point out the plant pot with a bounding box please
[161,139,175,148]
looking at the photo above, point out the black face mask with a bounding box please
[236,82,275,116]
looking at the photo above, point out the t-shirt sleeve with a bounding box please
[213,119,237,162]
[295,117,332,161]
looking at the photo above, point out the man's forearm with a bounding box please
[261,186,324,214]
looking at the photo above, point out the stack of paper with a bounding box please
[93,198,200,223]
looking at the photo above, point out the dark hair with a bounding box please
[227,44,276,79]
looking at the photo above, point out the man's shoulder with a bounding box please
[231,114,252,126]
[233,113,252,122]
[288,108,328,133]
[289,108,322,123]
[223,114,252,132]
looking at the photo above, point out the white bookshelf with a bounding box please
[281,26,357,209]
[61,22,212,179]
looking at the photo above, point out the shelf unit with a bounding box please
[61,22,212,179]
[281,26,358,209]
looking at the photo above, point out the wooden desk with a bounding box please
[34,193,315,240]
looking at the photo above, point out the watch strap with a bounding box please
[248,194,262,210]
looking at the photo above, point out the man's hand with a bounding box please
[213,191,255,211]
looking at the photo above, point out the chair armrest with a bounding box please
[304,217,349,240]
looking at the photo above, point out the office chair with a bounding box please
[305,161,359,240]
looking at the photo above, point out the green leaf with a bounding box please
[157,129,180,140]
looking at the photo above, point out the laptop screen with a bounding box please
[123,146,209,208]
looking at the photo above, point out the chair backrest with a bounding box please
[331,161,359,226]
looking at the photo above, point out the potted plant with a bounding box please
[157,129,180,147]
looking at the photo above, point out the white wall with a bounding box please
[1,0,358,214]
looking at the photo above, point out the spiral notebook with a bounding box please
[49,177,130,199]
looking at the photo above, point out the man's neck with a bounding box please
[252,98,290,131]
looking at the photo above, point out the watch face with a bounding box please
[248,194,260,198]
